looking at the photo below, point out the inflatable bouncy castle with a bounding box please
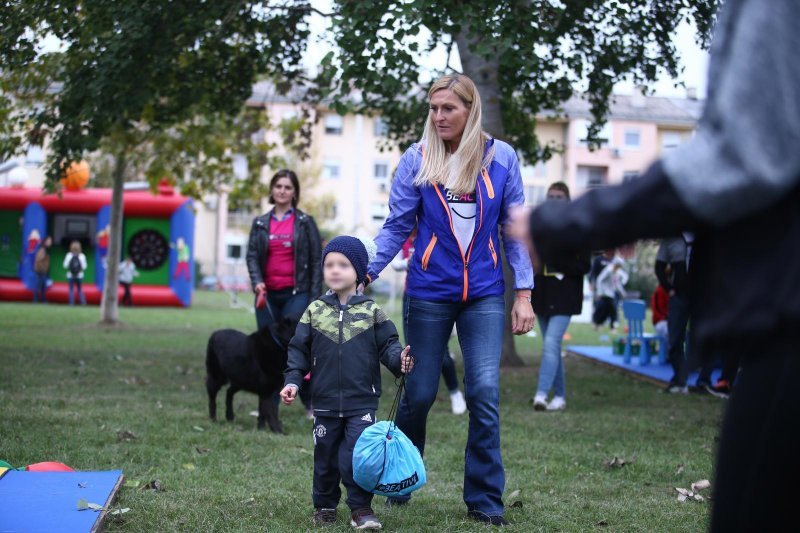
[0,182,195,307]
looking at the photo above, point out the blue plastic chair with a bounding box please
[622,299,667,365]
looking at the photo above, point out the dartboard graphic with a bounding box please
[127,229,169,270]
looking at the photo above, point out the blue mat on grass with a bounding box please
[567,345,720,386]
[0,470,124,533]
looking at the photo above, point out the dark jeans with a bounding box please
[255,287,311,409]
[402,294,459,393]
[667,293,690,385]
[33,273,48,302]
[592,296,617,327]
[121,282,133,306]
[312,412,375,511]
[255,287,310,329]
[394,295,506,515]
[712,351,800,531]
[68,278,86,306]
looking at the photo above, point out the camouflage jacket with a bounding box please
[284,293,403,415]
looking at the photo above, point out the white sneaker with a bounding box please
[450,390,467,415]
[547,396,566,411]
[533,392,548,411]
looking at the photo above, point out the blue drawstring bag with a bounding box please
[352,375,426,496]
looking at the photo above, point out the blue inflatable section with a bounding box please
[0,469,124,532]
[95,205,111,293]
[19,202,47,290]
[169,199,194,307]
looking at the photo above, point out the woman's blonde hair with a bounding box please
[414,74,494,194]
[70,240,81,254]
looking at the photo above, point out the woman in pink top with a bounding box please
[246,169,323,329]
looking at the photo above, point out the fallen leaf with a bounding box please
[603,456,634,468]
[693,494,705,502]
[675,487,691,496]
[77,499,105,511]
[691,479,711,492]
[192,426,204,432]
[117,430,137,442]
[242,497,255,505]
[122,376,148,386]
[156,400,163,409]
[182,463,196,470]
[196,447,211,454]
[675,464,685,475]
[125,479,141,488]
[110,508,130,515]
[509,501,523,509]
[677,494,687,502]
[508,489,520,500]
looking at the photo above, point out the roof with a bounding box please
[545,92,703,127]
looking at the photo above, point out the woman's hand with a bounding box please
[511,293,535,335]
[280,384,298,405]
[400,345,414,374]
[254,282,266,294]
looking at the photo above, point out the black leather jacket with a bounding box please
[246,208,323,298]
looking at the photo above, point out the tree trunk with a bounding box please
[455,31,525,367]
[99,151,126,324]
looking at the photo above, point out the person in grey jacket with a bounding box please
[245,169,323,330]
[511,2,800,530]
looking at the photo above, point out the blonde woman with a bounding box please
[365,74,534,526]
[63,240,87,305]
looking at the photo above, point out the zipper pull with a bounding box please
[339,310,343,322]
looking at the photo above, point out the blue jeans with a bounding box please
[255,288,310,329]
[395,295,505,515]
[402,294,459,392]
[68,278,86,306]
[33,273,48,302]
[535,315,571,398]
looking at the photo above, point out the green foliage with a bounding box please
[0,0,311,188]
[626,240,660,302]
[314,0,720,160]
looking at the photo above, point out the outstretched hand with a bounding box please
[400,345,414,374]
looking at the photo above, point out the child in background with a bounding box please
[280,236,414,530]
[118,256,140,306]
[63,240,87,306]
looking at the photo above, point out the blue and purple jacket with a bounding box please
[367,138,534,302]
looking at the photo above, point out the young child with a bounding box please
[280,236,413,530]
[118,256,140,306]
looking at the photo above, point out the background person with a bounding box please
[118,256,139,306]
[365,74,534,526]
[32,236,53,303]
[63,240,87,306]
[531,182,590,412]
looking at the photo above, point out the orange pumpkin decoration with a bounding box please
[60,160,90,191]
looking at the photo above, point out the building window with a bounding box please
[576,120,611,147]
[322,158,341,180]
[524,185,546,206]
[622,171,640,182]
[624,129,641,149]
[373,162,389,180]
[576,166,607,189]
[373,116,389,137]
[324,114,343,135]
[26,145,44,165]
[371,203,389,221]
[661,132,682,152]
[225,236,247,263]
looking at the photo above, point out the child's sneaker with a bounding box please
[533,392,548,411]
[350,508,382,530]
[450,390,467,415]
[314,508,337,526]
[547,396,566,411]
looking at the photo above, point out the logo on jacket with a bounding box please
[444,189,475,203]
[314,424,327,438]
[360,413,372,422]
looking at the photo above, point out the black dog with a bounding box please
[205,315,299,433]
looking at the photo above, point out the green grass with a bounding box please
[0,292,723,531]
